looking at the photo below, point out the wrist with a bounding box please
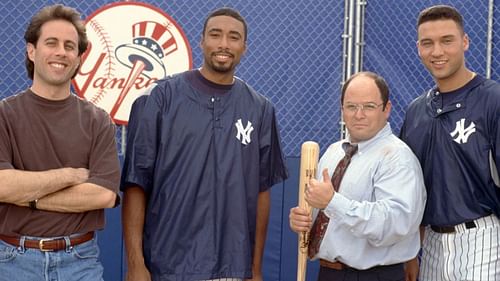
[127,253,146,267]
[321,190,335,209]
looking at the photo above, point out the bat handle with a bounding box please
[300,231,309,251]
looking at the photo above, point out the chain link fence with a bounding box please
[0,0,497,157]
[363,1,494,134]
[493,2,500,83]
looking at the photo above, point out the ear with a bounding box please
[27,43,35,62]
[384,100,392,119]
[463,33,470,51]
[199,35,205,49]
[416,40,421,56]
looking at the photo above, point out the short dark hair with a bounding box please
[341,71,390,110]
[202,7,248,42]
[417,5,464,33]
[24,4,88,80]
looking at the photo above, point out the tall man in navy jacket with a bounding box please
[121,7,288,281]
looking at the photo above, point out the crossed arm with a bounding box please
[0,168,116,212]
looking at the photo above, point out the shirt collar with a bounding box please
[343,123,392,153]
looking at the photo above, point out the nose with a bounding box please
[431,43,444,57]
[353,107,366,119]
[54,43,67,56]
[218,35,229,49]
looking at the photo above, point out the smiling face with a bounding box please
[199,15,246,84]
[27,19,80,94]
[417,19,469,90]
[342,75,391,144]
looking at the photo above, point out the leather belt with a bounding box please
[320,259,351,270]
[320,259,404,272]
[0,231,94,251]
[430,221,476,233]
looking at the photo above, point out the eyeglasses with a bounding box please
[343,103,384,113]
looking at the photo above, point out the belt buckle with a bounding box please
[39,238,54,252]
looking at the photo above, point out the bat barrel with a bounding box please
[297,141,319,281]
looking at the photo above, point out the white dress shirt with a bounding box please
[314,123,426,269]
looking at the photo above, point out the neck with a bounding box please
[30,82,72,101]
[436,68,475,92]
[199,67,235,85]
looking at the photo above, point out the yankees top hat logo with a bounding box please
[73,1,192,124]
[116,21,178,79]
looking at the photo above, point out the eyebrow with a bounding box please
[44,37,77,45]
[228,30,242,37]
[345,101,379,104]
[207,28,222,33]
[208,28,242,38]
[441,34,456,40]
[419,34,456,41]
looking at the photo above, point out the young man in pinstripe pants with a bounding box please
[400,4,500,281]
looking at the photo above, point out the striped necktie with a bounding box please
[308,143,358,259]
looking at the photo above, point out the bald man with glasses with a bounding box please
[289,71,426,281]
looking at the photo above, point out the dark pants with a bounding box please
[317,263,404,281]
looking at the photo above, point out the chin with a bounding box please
[349,131,371,143]
[429,68,453,79]
[213,65,234,74]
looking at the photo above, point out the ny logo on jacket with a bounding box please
[235,119,254,145]
[450,118,476,144]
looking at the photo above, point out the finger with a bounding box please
[304,197,313,207]
[322,168,330,182]
[310,178,322,190]
[304,188,315,207]
[308,178,316,189]
[304,187,308,198]
[290,219,311,231]
[292,216,312,226]
[290,207,311,219]
[291,206,306,215]
[293,225,310,232]
[290,206,305,215]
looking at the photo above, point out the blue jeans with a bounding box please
[0,234,104,281]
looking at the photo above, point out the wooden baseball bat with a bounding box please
[297,141,320,281]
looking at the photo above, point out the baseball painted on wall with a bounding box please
[73,1,192,124]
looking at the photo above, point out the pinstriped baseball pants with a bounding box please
[420,214,500,281]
